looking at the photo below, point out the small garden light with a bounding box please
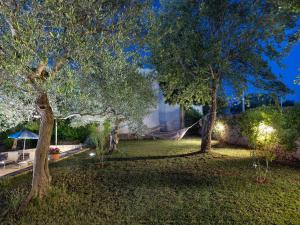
[89,152,96,157]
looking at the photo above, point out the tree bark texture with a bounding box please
[200,76,219,153]
[180,106,185,129]
[27,92,54,200]
[109,120,120,153]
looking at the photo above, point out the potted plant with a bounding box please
[49,147,61,160]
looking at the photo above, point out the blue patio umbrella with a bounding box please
[8,130,39,160]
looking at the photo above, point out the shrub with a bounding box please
[213,120,227,141]
[239,106,284,182]
[54,120,91,143]
[89,120,111,166]
[280,104,300,151]
[239,106,283,161]
[24,121,39,132]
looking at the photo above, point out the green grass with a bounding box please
[0,138,299,225]
[106,138,204,158]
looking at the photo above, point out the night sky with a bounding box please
[151,1,300,103]
[270,43,300,102]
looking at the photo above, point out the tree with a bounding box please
[67,49,156,152]
[89,120,111,167]
[274,0,300,13]
[149,0,299,152]
[0,0,153,202]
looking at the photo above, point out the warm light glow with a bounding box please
[258,122,275,135]
[215,121,225,132]
[89,152,96,157]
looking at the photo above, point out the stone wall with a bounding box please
[214,115,300,161]
[213,115,249,147]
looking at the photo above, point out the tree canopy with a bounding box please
[0,0,155,202]
[148,0,299,152]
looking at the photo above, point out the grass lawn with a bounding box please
[0,138,299,225]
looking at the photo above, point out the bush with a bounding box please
[24,121,39,132]
[280,104,300,151]
[239,106,284,182]
[216,105,300,154]
[23,119,92,143]
[89,120,111,166]
[55,120,91,143]
[239,106,283,161]
[213,120,227,142]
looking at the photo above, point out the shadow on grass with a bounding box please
[96,169,222,190]
[106,150,202,162]
[50,147,246,170]
[50,148,204,169]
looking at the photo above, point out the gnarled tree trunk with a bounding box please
[25,92,54,202]
[200,76,219,153]
[109,119,120,153]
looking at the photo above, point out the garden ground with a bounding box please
[0,138,299,225]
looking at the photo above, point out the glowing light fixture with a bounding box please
[215,121,225,132]
[89,152,96,157]
[258,122,275,135]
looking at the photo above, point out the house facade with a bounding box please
[119,79,203,135]
[119,82,182,134]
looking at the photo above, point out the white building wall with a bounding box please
[119,82,181,134]
[119,69,182,134]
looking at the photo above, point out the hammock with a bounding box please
[148,120,200,140]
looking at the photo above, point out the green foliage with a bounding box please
[239,106,282,159]
[272,0,300,13]
[240,105,300,153]
[0,119,92,151]
[213,120,227,142]
[24,121,39,132]
[281,104,300,150]
[148,0,298,109]
[83,50,156,132]
[89,120,111,164]
[55,120,91,143]
[0,0,154,133]
[239,107,284,183]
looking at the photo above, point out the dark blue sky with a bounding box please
[225,43,300,103]
[270,43,300,102]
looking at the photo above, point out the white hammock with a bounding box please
[148,120,199,140]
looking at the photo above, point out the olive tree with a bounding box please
[149,0,299,152]
[0,0,153,203]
